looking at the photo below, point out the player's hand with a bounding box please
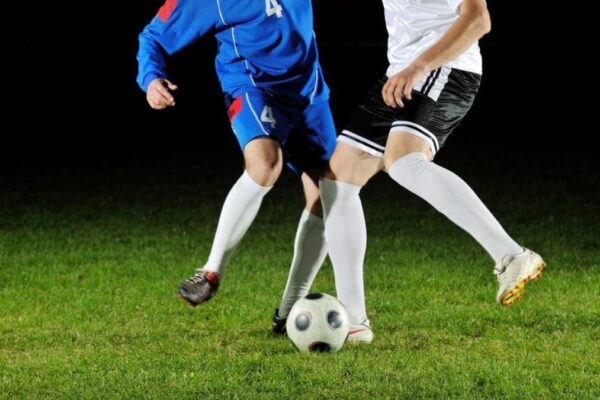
[146,78,178,110]
[382,63,428,108]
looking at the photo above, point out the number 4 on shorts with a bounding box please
[261,106,277,129]
[266,0,283,18]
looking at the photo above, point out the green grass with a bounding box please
[1,156,599,399]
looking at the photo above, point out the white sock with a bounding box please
[277,210,328,317]
[388,152,523,263]
[319,178,368,324]
[204,171,272,275]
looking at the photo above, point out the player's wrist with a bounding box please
[411,59,431,75]
[143,74,166,92]
[149,77,165,86]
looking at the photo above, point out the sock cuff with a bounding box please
[388,152,428,174]
[319,178,362,200]
[239,170,273,194]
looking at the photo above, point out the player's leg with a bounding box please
[274,145,383,341]
[274,170,327,332]
[273,102,337,331]
[384,69,545,306]
[385,131,524,261]
[320,142,383,342]
[178,94,290,307]
[204,137,283,274]
[385,134,545,305]
[179,138,283,306]
[309,81,393,342]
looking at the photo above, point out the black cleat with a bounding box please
[178,269,220,307]
[272,308,287,334]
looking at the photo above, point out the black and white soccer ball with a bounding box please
[286,293,350,353]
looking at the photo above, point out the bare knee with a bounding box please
[383,132,434,171]
[246,158,283,187]
[244,138,283,186]
[326,142,383,186]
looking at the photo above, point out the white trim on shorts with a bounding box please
[339,121,440,158]
[390,121,439,155]
[338,130,385,158]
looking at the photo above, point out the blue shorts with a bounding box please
[225,92,337,174]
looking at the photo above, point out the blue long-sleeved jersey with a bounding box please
[137,0,329,104]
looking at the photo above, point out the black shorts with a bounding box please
[340,67,481,157]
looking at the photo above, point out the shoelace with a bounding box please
[187,270,209,284]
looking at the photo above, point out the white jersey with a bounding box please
[384,0,483,77]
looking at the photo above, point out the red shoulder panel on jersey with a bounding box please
[228,96,243,123]
[157,0,177,22]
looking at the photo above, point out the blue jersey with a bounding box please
[137,0,329,104]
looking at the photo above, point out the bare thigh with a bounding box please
[383,132,434,171]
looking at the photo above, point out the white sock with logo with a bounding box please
[319,178,368,324]
[204,171,272,275]
[388,152,522,263]
[277,210,328,317]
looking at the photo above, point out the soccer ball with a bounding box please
[286,293,350,353]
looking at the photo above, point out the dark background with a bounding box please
[4,0,586,174]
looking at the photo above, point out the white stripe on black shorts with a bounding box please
[339,68,481,157]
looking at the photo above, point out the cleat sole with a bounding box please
[177,292,205,308]
[500,260,547,306]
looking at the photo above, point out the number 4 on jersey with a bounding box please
[266,0,283,18]
[261,106,277,129]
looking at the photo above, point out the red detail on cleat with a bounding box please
[228,96,243,123]
[349,329,367,335]
[205,271,220,284]
[157,0,177,22]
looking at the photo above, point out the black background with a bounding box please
[6,0,585,171]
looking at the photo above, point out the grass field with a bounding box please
[1,150,599,399]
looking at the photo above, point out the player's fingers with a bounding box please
[156,84,175,105]
[403,83,413,101]
[383,80,396,107]
[157,91,176,107]
[148,91,166,106]
[382,81,390,106]
[164,80,178,91]
[393,83,405,108]
[149,91,173,108]
[148,99,166,110]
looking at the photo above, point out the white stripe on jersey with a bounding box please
[216,0,228,25]
[310,66,320,104]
